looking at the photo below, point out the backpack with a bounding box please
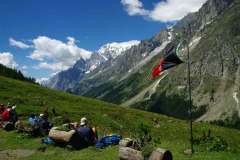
[96,134,122,149]
[1,109,10,121]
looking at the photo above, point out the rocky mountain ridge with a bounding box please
[46,0,240,127]
[46,40,140,90]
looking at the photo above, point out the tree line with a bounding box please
[0,64,36,83]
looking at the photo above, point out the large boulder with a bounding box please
[119,147,144,160]
[49,127,75,142]
[149,148,173,160]
[119,138,133,147]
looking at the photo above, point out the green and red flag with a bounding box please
[152,43,183,79]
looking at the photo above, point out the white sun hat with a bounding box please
[12,105,16,110]
[80,117,87,126]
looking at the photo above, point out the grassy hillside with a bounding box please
[0,76,240,160]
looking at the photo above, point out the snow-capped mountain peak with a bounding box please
[98,40,140,60]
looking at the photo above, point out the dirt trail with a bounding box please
[0,149,35,160]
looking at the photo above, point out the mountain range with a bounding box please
[46,0,240,128]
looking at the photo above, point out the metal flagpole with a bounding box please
[186,23,194,153]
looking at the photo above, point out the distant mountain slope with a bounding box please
[122,0,240,126]
[76,0,240,126]
[1,76,240,159]
[46,0,239,127]
[46,40,140,90]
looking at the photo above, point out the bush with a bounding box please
[194,130,228,152]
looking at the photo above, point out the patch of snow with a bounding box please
[98,40,140,60]
[36,77,49,85]
[89,64,97,71]
[233,92,239,104]
[167,30,173,41]
[142,53,147,57]
[233,91,240,117]
[189,36,201,48]
[100,54,108,61]
[177,85,186,90]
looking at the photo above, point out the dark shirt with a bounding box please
[75,126,95,144]
[9,109,18,123]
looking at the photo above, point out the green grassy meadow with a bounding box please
[0,76,240,160]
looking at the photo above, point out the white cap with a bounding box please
[80,117,87,126]
[12,105,16,110]
[39,114,44,117]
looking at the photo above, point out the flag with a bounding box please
[152,43,183,79]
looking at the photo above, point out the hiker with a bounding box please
[28,113,39,126]
[9,105,18,124]
[78,117,98,141]
[38,113,53,135]
[0,105,16,131]
[69,117,98,149]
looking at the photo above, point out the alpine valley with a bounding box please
[46,0,240,128]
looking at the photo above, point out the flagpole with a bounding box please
[186,24,193,153]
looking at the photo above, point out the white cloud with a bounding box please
[9,38,31,49]
[0,52,18,68]
[21,70,28,75]
[21,65,28,70]
[28,36,92,72]
[35,62,69,72]
[121,0,207,22]
[121,0,149,16]
[19,65,28,75]
[149,0,207,22]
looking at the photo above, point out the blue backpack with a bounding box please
[96,134,122,149]
[42,137,54,145]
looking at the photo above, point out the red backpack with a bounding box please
[1,109,10,121]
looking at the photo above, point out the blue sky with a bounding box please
[0,0,206,81]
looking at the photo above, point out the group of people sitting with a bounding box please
[1,101,122,150]
[0,102,99,150]
[48,117,98,149]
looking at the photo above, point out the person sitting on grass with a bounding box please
[28,113,39,126]
[69,117,98,149]
[38,113,53,135]
[9,105,18,124]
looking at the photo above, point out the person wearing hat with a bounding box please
[9,104,18,124]
[70,117,97,149]
[80,117,88,127]
[38,113,53,135]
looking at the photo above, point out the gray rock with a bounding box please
[119,147,144,160]
[149,148,173,160]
